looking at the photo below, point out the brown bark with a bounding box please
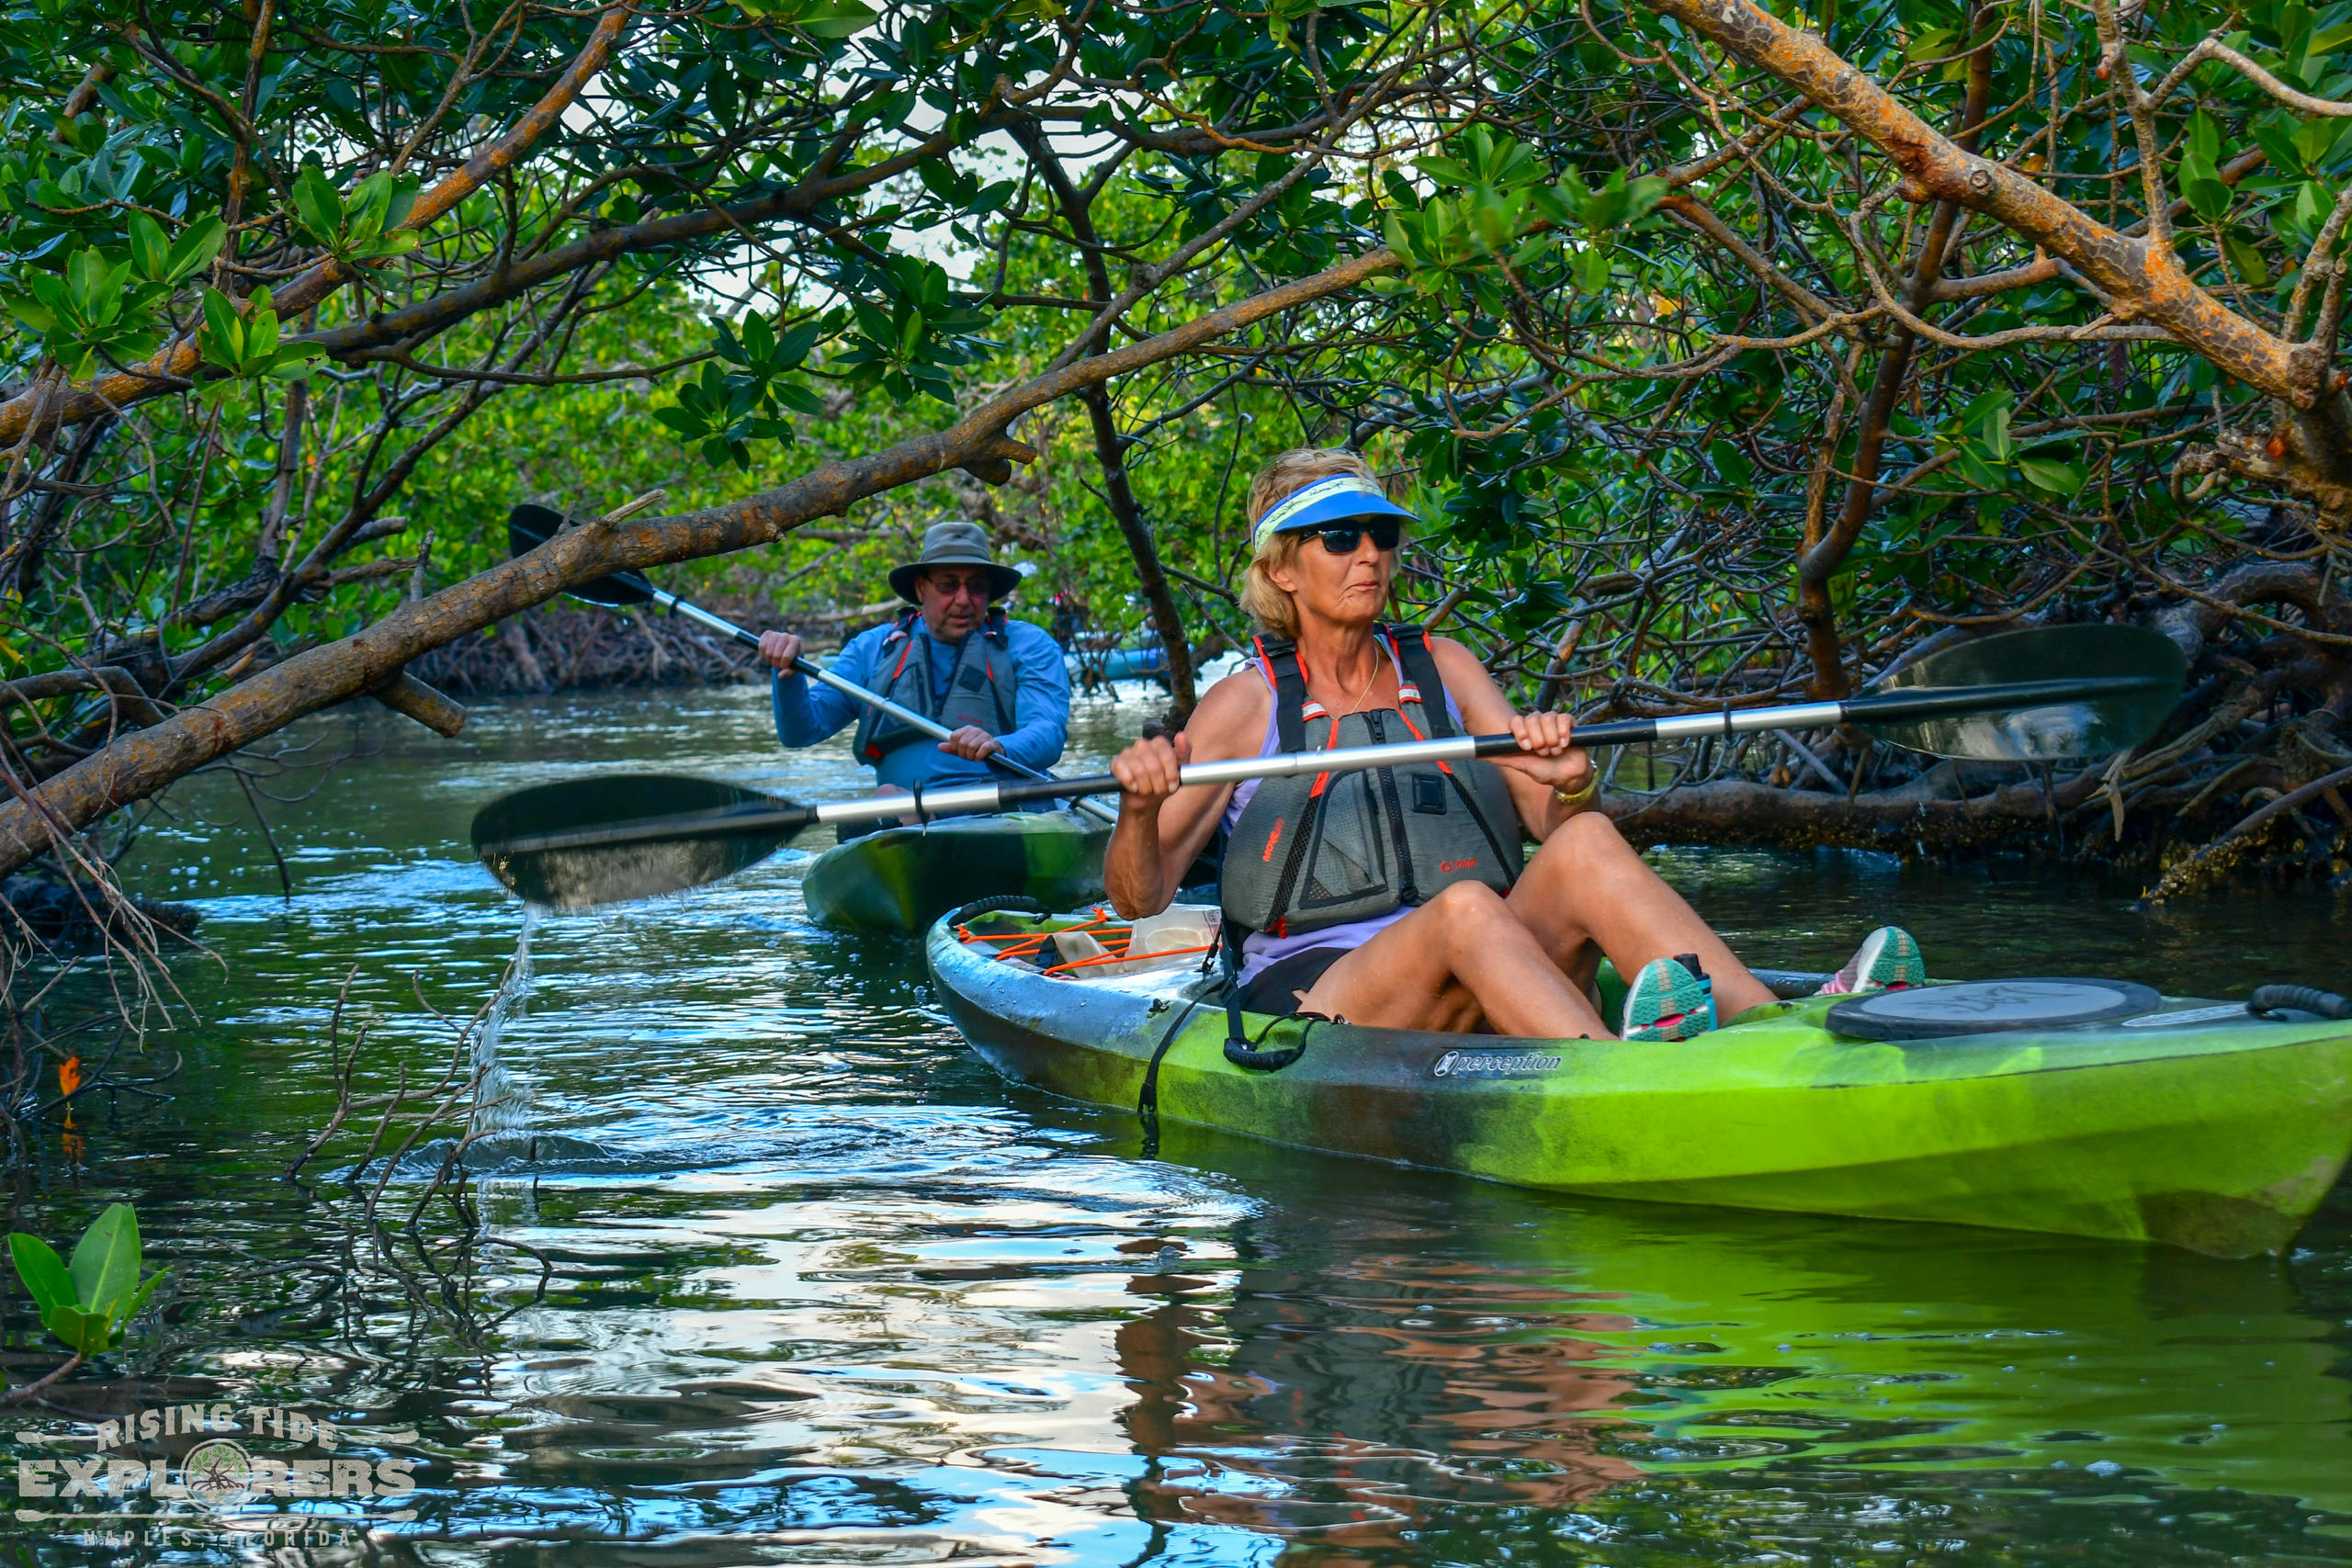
[2143,761,2352,902]
[0,246,1402,875]
[1657,192,1837,325]
[213,0,275,295]
[0,412,111,597]
[1080,386,1198,714]
[368,671,466,736]
[1012,121,1198,714]
[50,63,110,141]
[1602,763,2105,853]
[255,376,307,569]
[1796,27,1993,696]
[497,623,547,692]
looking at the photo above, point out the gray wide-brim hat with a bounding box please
[888,520,1023,604]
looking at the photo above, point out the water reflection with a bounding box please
[1,684,2343,1565]
[1112,1218,1642,1549]
[1069,1123,2352,1562]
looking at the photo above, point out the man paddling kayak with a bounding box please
[1102,448,1926,1041]
[757,522,1073,834]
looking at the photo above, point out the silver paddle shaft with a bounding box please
[482,671,2176,853]
[811,673,2173,826]
[650,586,1115,823]
[807,733,1500,825]
[652,591,944,740]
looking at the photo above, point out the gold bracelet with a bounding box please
[1554,772,1600,808]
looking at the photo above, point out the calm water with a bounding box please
[9,684,2352,1564]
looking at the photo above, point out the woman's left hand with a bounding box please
[1487,711,1593,793]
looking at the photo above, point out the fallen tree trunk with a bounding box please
[1600,762,2103,855]
[0,245,1401,878]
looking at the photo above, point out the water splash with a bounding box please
[469,903,540,1137]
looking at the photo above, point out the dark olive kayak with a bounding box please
[801,810,1111,934]
[927,904,2352,1258]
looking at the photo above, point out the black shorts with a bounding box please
[1236,945,1354,1018]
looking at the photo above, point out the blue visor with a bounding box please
[1251,476,1419,552]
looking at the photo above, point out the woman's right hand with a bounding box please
[757,630,803,675]
[1109,731,1191,808]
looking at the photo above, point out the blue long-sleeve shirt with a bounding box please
[772,615,1072,792]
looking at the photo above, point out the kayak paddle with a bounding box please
[507,505,1115,823]
[472,623,2185,908]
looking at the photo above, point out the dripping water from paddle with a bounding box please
[469,904,540,1140]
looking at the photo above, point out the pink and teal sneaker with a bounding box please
[1816,926,1928,996]
[1623,954,1717,1042]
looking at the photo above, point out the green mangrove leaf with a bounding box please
[8,1233,74,1314]
[68,1203,141,1318]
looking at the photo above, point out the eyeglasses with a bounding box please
[923,573,991,599]
[1314,522,1402,555]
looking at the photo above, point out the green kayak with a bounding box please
[801,810,1111,933]
[926,905,2352,1258]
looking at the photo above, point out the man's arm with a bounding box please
[772,629,869,749]
[986,621,1072,773]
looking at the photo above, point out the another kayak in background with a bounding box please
[927,903,2352,1258]
[1068,648,1166,686]
[1065,630,1168,688]
[802,810,1113,934]
[1063,638,1250,693]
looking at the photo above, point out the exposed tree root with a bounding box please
[1592,560,2352,896]
[0,876,198,947]
[409,603,762,696]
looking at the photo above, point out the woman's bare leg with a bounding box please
[1506,812,1778,1017]
[1291,881,1614,1038]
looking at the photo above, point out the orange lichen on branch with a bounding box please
[1638,0,2305,405]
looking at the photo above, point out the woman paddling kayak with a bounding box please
[1102,448,1927,1041]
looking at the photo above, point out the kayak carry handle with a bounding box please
[1225,1037,1308,1071]
[944,894,1051,931]
[2248,984,2352,1021]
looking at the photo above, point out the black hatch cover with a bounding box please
[1826,978,2164,1042]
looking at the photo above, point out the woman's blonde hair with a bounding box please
[1238,447,1392,640]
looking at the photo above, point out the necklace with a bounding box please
[1329,648,1384,717]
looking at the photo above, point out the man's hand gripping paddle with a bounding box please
[506,504,1114,824]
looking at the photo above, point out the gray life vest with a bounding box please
[1220,626,1523,939]
[850,610,1021,761]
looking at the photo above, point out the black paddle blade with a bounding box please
[471,774,803,908]
[509,503,656,609]
[1870,624,2186,761]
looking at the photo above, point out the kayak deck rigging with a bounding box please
[956,904,1218,979]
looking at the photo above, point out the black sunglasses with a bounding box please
[1313,521,1403,555]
